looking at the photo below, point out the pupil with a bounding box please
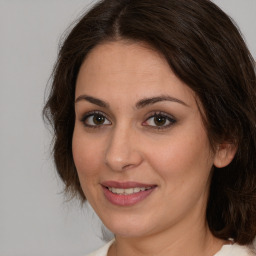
[93,114,105,125]
[154,115,166,126]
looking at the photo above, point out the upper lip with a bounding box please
[101,181,157,189]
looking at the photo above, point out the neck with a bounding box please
[109,219,225,256]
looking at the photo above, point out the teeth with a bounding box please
[108,187,151,195]
[134,187,141,193]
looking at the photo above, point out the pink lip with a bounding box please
[101,181,157,206]
[101,181,156,189]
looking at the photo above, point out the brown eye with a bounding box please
[82,112,111,127]
[93,114,106,125]
[154,115,167,126]
[143,113,176,129]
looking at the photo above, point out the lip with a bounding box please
[101,181,157,206]
[101,181,156,189]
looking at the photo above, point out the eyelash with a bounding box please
[80,111,111,129]
[80,111,176,130]
[143,111,176,130]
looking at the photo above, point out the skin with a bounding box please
[72,41,236,256]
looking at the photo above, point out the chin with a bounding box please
[101,213,156,238]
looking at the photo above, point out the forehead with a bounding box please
[75,41,196,107]
[79,41,169,81]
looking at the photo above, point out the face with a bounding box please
[73,41,217,238]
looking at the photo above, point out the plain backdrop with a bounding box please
[0,1,255,256]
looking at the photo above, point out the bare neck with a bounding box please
[108,221,226,256]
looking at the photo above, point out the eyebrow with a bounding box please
[75,94,188,108]
[75,95,110,108]
[135,95,189,108]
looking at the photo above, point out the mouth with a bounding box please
[106,186,154,195]
[101,181,157,206]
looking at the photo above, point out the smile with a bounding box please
[101,181,157,206]
[107,187,153,195]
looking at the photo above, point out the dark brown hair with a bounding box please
[43,0,256,245]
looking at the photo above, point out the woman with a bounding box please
[43,0,256,255]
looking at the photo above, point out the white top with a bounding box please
[86,240,255,256]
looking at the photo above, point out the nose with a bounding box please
[104,125,143,171]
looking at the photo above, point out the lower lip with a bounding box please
[102,186,156,206]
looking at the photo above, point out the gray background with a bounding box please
[0,1,255,255]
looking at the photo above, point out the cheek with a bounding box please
[72,127,106,202]
[145,126,213,187]
[72,127,104,179]
[144,130,213,219]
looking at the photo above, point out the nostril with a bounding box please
[122,164,133,170]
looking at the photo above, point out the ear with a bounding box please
[213,143,237,168]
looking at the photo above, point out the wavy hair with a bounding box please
[43,0,256,244]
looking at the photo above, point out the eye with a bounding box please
[143,112,176,129]
[81,112,111,127]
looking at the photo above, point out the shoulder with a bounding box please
[214,243,256,256]
[85,240,114,256]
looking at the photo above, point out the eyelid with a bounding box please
[79,110,176,130]
[80,110,111,127]
[142,111,177,129]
